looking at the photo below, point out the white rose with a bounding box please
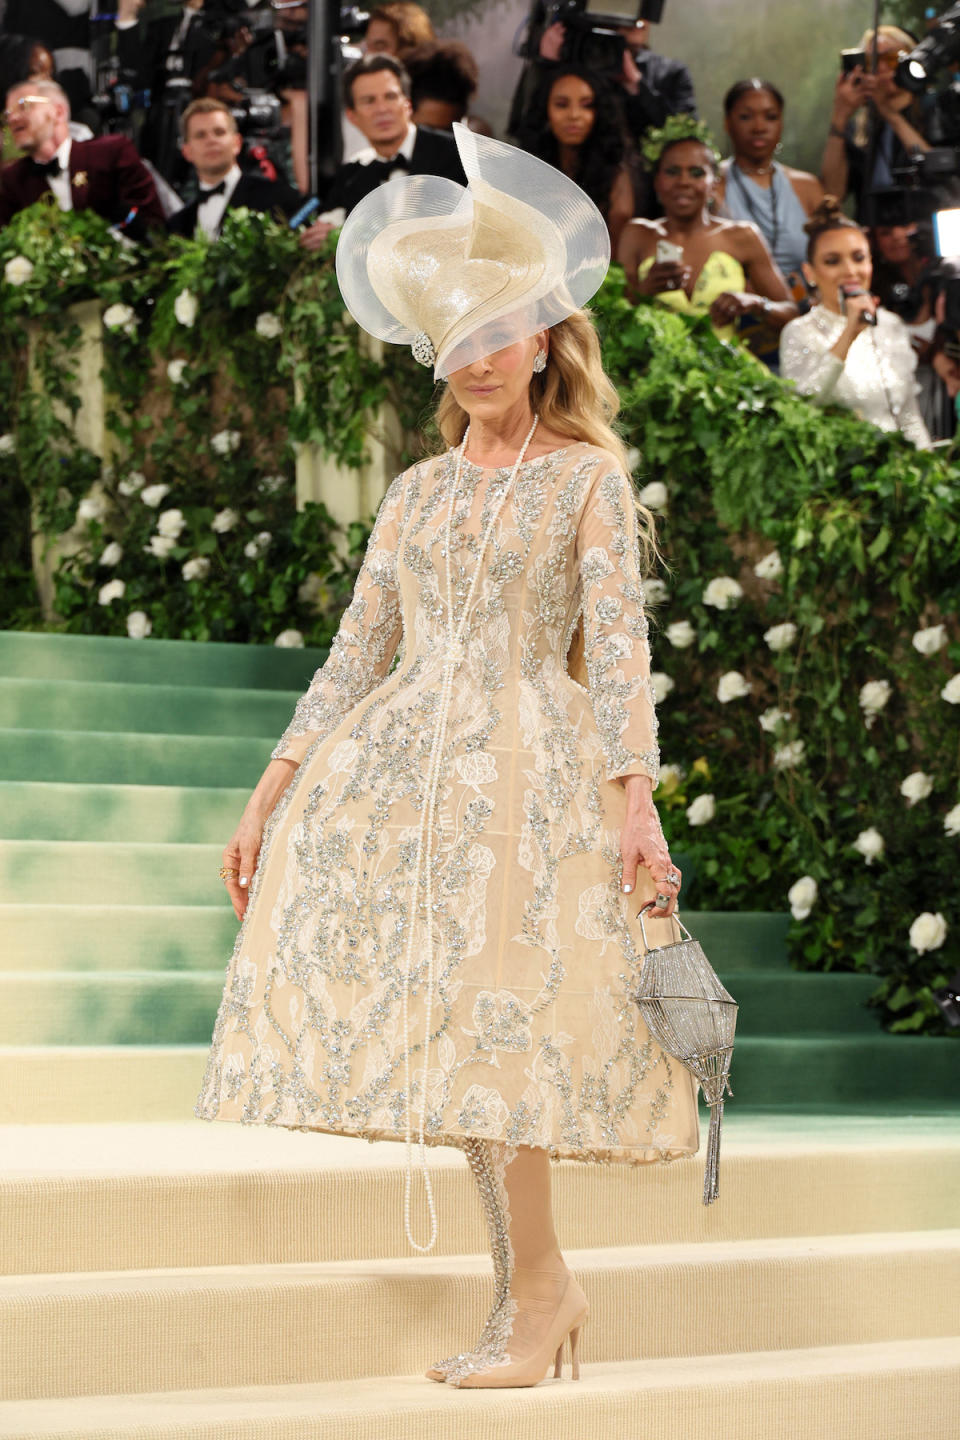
[759,707,790,733]
[99,541,123,567]
[243,531,272,560]
[655,762,685,790]
[211,429,241,456]
[117,471,146,497]
[275,629,305,648]
[637,480,668,512]
[126,609,152,639]
[102,302,136,334]
[156,507,186,539]
[145,534,177,558]
[4,255,34,285]
[754,550,783,580]
[764,622,797,652]
[181,556,210,581]
[643,578,668,605]
[788,875,818,921]
[651,671,674,703]
[908,911,948,954]
[773,739,805,769]
[0,433,15,455]
[666,620,696,649]
[625,446,641,472]
[944,802,960,837]
[212,508,238,533]
[259,474,286,494]
[912,624,948,656]
[900,771,933,806]
[141,483,170,508]
[98,579,126,605]
[77,494,108,523]
[167,359,188,386]
[702,576,744,610]
[174,288,198,327]
[941,675,960,705]
[716,670,751,704]
[859,680,892,715]
[686,793,716,826]
[852,827,885,865]
[255,311,282,339]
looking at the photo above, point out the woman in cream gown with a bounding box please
[198,125,698,1389]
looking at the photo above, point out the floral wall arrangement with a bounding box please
[0,206,957,1034]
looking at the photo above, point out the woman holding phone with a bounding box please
[617,117,796,344]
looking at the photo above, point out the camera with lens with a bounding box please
[517,0,664,76]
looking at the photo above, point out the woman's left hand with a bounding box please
[619,774,682,918]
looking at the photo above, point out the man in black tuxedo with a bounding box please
[298,54,466,253]
[0,79,164,235]
[166,99,302,240]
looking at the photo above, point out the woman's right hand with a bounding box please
[641,260,690,297]
[222,805,267,921]
[841,289,878,331]
[832,68,865,125]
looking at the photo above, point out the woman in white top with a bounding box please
[780,197,931,448]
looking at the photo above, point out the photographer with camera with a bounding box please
[780,198,931,448]
[821,26,931,223]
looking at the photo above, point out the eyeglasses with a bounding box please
[873,50,909,72]
[2,95,49,121]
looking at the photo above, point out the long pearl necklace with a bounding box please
[401,414,539,1253]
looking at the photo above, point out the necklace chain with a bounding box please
[400,415,539,1254]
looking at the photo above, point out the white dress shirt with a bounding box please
[46,138,74,212]
[196,163,242,239]
[352,124,417,170]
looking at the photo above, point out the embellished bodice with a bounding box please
[779,307,931,449]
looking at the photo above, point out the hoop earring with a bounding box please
[532,350,547,374]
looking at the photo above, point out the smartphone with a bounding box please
[656,239,684,265]
[841,48,866,75]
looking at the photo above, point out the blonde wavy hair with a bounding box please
[434,309,657,570]
[852,26,918,149]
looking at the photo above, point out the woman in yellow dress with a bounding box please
[618,116,796,343]
[198,125,698,1389]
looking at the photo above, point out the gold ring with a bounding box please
[218,866,239,881]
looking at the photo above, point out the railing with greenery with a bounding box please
[1,204,957,1036]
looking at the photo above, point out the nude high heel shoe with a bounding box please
[453,1273,589,1389]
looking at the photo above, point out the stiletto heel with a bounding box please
[553,1342,563,1379]
[569,1323,582,1380]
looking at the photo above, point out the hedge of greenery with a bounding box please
[1,204,958,1036]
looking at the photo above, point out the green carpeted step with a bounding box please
[723,970,879,1036]
[0,630,327,690]
[0,841,223,906]
[0,905,237,972]
[731,1035,960,1108]
[0,972,224,1045]
[0,730,273,786]
[0,677,299,738]
[0,783,251,843]
[682,911,790,970]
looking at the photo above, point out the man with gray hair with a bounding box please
[0,78,163,235]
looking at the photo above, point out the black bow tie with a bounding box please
[199,180,227,202]
[370,154,408,179]
[31,156,61,177]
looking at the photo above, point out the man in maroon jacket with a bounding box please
[0,80,164,238]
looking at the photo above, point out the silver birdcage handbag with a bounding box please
[634,903,738,1205]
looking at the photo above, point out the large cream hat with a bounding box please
[335,122,611,379]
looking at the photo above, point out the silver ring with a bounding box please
[656,892,671,908]
[664,868,681,888]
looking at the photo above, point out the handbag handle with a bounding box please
[636,900,693,952]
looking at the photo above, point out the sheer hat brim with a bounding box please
[335,122,610,378]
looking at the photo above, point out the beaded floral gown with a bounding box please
[196,442,700,1166]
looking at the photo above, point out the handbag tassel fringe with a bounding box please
[703,1098,724,1206]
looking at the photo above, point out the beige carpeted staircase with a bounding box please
[0,632,958,1437]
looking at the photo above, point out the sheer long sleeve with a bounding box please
[886,320,932,450]
[272,474,405,766]
[780,315,845,403]
[576,463,660,782]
